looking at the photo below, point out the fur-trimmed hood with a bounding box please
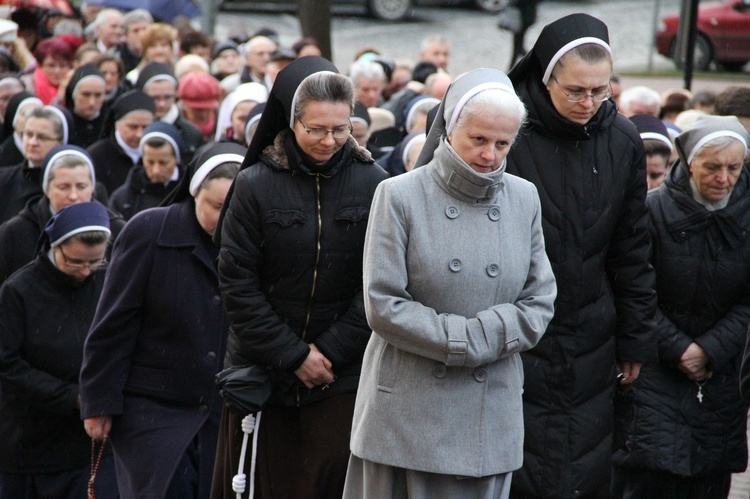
[261,129,373,171]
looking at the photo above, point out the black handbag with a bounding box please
[215,365,273,414]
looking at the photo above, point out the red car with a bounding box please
[656,0,750,71]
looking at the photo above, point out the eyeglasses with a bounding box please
[57,245,107,271]
[22,131,61,142]
[551,76,613,103]
[297,119,352,140]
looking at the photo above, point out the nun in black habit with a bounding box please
[0,92,42,168]
[212,56,387,499]
[64,63,107,148]
[504,13,657,498]
[86,89,156,196]
[80,142,245,499]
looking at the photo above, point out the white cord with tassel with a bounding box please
[232,411,262,499]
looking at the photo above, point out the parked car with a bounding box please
[219,0,505,21]
[656,0,750,71]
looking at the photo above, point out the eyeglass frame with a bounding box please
[296,118,353,140]
[550,75,613,103]
[57,244,108,271]
[22,130,62,142]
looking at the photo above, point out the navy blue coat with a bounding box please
[80,199,229,498]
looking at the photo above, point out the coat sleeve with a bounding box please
[312,288,371,370]
[363,180,556,369]
[694,288,750,373]
[79,213,156,418]
[741,328,750,402]
[0,281,79,415]
[605,140,658,364]
[219,170,310,372]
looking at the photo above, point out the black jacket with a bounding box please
[614,162,750,476]
[0,134,24,168]
[87,136,137,196]
[0,255,106,473]
[219,132,388,407]
[79,199,228,498]
[0,197,125,283]
[170,114,204,165]
[506,82,657,495]
[0,161,44,225]
[109,165,181,220]
[70,112,105,149]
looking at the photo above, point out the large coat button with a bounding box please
[211,295,222,306]
[473,368,488,382]
[206,351,217,362]
[445,205,460,219]
[199,404,209,414]
[449,258,462,272]
[488,206,501,221]
[432,364,447,379]
[486,263,499,277]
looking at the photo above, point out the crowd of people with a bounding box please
[0,3,749,499]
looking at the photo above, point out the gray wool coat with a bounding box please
[350,139,557,477]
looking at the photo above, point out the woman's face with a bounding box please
[689,140,745,202]
[47,164,94,213]
[23,117,62,167]
[231,100,258,142]
[73,78,106,120]
[53,239,107,281]
[41,56,71,87]
[144,40,173,65]
[215,50,241,74]
[115,111,154,149]
[194,177,232,236]
[142,142,178,183]
[448,109,518,174]
[546,56,612,126]
[99,61,120,93]
[293,100,351,163]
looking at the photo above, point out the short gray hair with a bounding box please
[349,60,384,87]
[123,9,153,30]
[294,72,355,120]
[453,89,527,144]
[47,153,93,182]
[620,85,662,116]
[94,8,123,28]
[27,107,64,141]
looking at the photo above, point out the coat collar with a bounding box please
[156,199,218,275]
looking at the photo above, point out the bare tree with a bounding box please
[296,0,332,60]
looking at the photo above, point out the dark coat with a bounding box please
[170,114,204,165]
[0,197,125,283]
[0,255,106,473]
[70,112,105,149]
[109,165,181,220]
[505,84,657,495]
[0,134,24,168]
[79,199,229,498]
[219,132,388,407]
[614,162,750,476]
[0,161,44,225]
[87,136,137,196]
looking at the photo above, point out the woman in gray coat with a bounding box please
[344,68,557,498]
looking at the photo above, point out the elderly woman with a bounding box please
[612,115,750,498]
[80,142,245,498]
[0,145,124,283]
[125,23,176,86]
[0,92,42,167]
[214,82,269,144]
[342,68,556,498]
[213,56,388,499]
[505,14,658,496]
[0,202,116,498]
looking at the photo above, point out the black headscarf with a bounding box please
[2,91,40,140]
[99,89,156,140]
[134,62,177,92]
[241,56,339,169]
[161,141,247,206]
[508,13,616,140]
[64,63,105,114]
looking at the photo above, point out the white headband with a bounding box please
[51,225,111,247]
[189,153,245,196]
[144,74,177,91]
[45,106,69,144]
[446,82,515,135]
[43,150,96,194]
[139,131,181,163]
[72,74,106,99]
[687,131,748,165]
[542,37,612,85]
[12,96,42,128]
[640,132,673,153]
[289,71,337,129]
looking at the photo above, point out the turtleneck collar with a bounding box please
[282,130,348,176]
[429,136,505,202]
[116,130,141,165]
